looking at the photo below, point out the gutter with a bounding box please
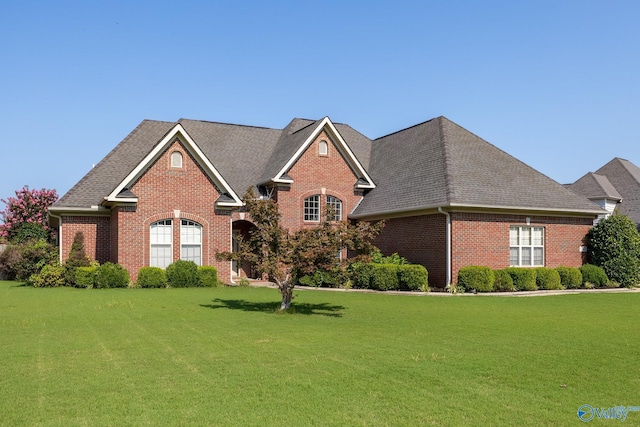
[438,207,451,286]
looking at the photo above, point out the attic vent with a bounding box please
[171,151,183,168]
[319,140,328,156]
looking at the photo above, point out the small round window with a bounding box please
[171,151,183,168]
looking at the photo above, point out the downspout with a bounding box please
[437,207,451,287]
[48,212,63,264]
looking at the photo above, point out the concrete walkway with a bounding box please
[243,280,640,297]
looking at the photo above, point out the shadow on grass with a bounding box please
[201,298,345,317]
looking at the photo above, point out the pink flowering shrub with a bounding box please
[0,186,58,242]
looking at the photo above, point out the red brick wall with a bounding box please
[59,216,111,263]
[372,212,593,288]
[451,212,592,284]
[374,214,447,287]
[276,130,363,231]
[114,140,232,282]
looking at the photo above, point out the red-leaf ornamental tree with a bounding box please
[0,186,58,243]
[219,189,383,310]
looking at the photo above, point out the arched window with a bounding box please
[171,151,183,168]
[150,220,172,268]
[181,219,202,265]
[326,195,342,221]
[318,140,328,156]
[304,195,320,222]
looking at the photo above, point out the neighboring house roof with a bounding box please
[566,172,623,202]
[351,116,604,218]
[589,157,640,224]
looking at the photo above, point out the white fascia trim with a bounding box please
[105,124,243,206]
[272,117,375,189]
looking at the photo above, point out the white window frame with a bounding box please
[326,195,342,221]
[150,219,173,268]
[180,219,202,266]
[304,195,320,222]
[510,226,544,267]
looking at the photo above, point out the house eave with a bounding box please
[350,203,605,221]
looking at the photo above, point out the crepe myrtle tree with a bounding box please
[218,189,383,310]
[0,186,58,243]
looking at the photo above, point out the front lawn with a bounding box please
[1,281,638,425]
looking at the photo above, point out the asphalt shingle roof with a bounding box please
[53,115,603,219]
[591,158,640,224]
[351,116,603,217]
[567,172,622,201]
[53,120,176,208]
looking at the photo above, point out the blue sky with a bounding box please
[1,1,639,211]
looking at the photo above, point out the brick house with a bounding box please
[49,116,604,287]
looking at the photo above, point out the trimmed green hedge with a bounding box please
[535,267,562,290]
[198,266,219,287]
[137,267,168,288]
[349,263,429,291]
[95,262,130,288]
[504,268,537,291]
[166,260,199,288]
[493,269,516,292]
[556,266,582,289]
[580,264,610,288]
[398,264,429,291]
[75,266,97,288]
[457,266,495,292]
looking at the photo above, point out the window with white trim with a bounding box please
[304,195,320,222]
[171,151,183,168]
[318,140,328,156]
[326,195,342,221]
[180,219,202,265]
[150,219,172,268]
[510,226,544,266]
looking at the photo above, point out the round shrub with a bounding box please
[457,266,495,292]
[370,264,399,291]
[556,266,582,289]
[349,263,374,289]
[397,264,429,291]
[504,267,537,291]
[137,267,168,288]
[95,262,130,288]
[28,263,66,288]
[580,264,610,288]
[493,269,515,292]
[166,260,200,288]
[588,214,640,287]
[197,266,218,287]
[75,266,97,288]
[535,267,562,290]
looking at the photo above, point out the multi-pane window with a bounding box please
[510,226,544,266]
[150,220,172,268]
[326,195,342,221]
[181,220,202,265]
[304,195,320,222]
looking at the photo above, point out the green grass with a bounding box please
[1,281,639,426]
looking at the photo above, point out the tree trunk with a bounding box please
[279,283,293,310]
